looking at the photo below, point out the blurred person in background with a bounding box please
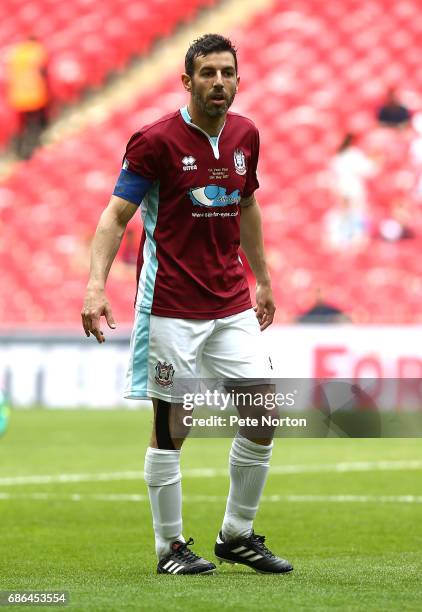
[71,230,135,280]
[0,390,10,437]
[329,133,377,214]
[69,231,92,275]
[377,87,411,128]
[326,133,377,250]
[296,287,350,324]
[120,228,138,266]
[6,35,49,159]
[409,112,422,203]
[378,198,415,242]
[324,196,369,251]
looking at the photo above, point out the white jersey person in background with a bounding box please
[330,132,378,214]
[325,132,378,250]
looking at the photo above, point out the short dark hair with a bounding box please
[185,34,238,77]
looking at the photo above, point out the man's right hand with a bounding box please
[81,287,116,343]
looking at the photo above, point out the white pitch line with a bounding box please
[0,460,421,487]
[0,471,144,486]
[0,493,421,504]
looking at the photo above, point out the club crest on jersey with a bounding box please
[233,149,247,175]
[182,155,197,171]
[154,361,175,387]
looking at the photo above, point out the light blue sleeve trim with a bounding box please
[113,169,152,206]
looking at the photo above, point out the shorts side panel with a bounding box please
[124,310,151,399]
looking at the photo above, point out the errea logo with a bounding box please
[182,155,197,171]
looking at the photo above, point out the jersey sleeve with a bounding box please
[123,131,158,180]
[112,131,158,205]
[243,127,260,198]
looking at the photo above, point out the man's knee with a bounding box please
[231,384,278,443]
[153,399,175,450]
[151,399,191,450]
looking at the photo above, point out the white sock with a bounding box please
[222,434,273,541]
[144,447,184,559]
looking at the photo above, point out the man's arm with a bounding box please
[240,194,275,331]
[81,195,138,343]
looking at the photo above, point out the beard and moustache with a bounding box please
[191,83,236,118]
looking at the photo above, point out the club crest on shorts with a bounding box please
[154,361,175,387]
[233,149,247,175]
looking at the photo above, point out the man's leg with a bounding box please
[202,310,293,572]
[144,399,189,560]
[144,398,216,574]
[201,311,276,541]
[215,386,292,572]
[221,385,275,541]
[125,312,218,572]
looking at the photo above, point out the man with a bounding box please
[296,288,350,324]
[6,35,49,159]
[82,34,293,576]
[377,87,411,128]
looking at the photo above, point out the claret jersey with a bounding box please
[113,106,260,319]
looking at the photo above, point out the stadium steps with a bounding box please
[0,0,274,181]
[0,0,221,148]
[42,0,274,147]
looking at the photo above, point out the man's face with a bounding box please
[186,51,239,118]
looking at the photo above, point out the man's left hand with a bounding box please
[254,282,276,331]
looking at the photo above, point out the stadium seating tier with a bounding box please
[1,0,422,327]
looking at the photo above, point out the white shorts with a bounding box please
[124,308,272,401]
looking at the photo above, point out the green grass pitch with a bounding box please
[0,409,421,611]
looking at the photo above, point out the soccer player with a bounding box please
[81,34,293,576]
